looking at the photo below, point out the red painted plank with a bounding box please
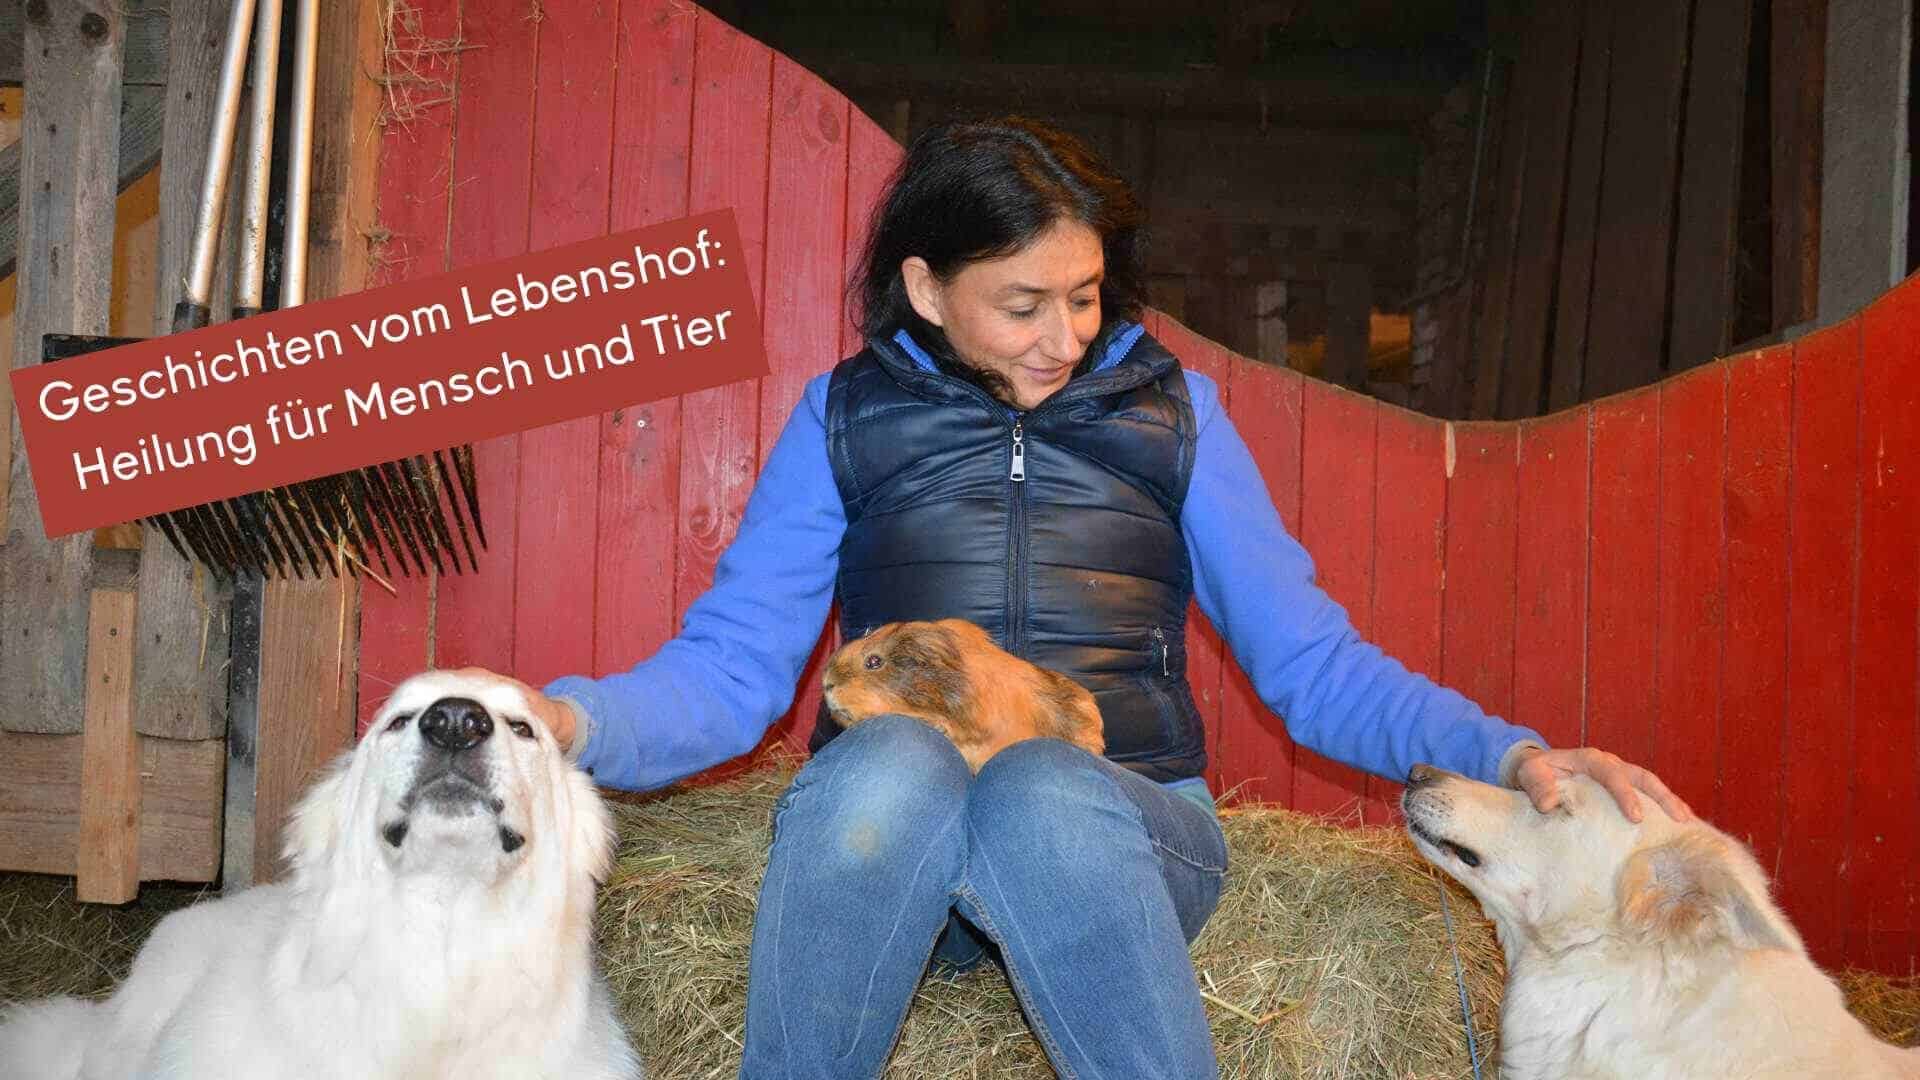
[1653,363,1728,814]
[1718,345,1791,875]
[675,16,768,640]
[1295,378,1378,818]
[1210,347,1302,807]
[1365,405,1446,822]
[1441,424,1519,742]
[1179,341,1232,797]
[1853,287,1920,973]
[507,0,619,690]
[360,0,458,730]
[782,109,896,753]
[429,0,538,674]
[1585,389,1660,768]
[1512,407,1590,751]
[759,56,848,753]
[1778,318,1862,969]
[671,15,770,777]
[592,0,695,681]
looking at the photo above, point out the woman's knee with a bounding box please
[966,738,1136,847]
[774,714,971,870]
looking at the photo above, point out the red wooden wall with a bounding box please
[366,0,1919,976]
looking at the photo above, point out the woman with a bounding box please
[468,117,1691,1078]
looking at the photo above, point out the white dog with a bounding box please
[0,670,643,1080]
[1400,764,1919,1080]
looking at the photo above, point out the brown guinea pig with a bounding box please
[821,619,1105,773]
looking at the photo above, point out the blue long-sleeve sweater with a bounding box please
[546,323,1548,793]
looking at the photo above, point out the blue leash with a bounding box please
[1438,883,1485,1080]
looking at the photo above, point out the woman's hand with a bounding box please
[444,667,578,751]
[1509,746,1695,824]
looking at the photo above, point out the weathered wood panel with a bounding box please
[3,0,125,733]
[0,730,223,882]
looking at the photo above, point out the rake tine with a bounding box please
[371,460,432,577]
[180,503,237,579]
[202,500,256,576]
[401,456,452,577]
[453,443,485,550]
[432,448,480,573]
[288,479,344,578]
[141,513,195,565]
[356,467,420,577]
[267,485,328,578]
[339,471,397,580]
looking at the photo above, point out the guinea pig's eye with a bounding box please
[506,719,535,740]
[384,711,417,733]
[863,653,884,671]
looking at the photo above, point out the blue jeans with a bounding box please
[740,714,1229,1079]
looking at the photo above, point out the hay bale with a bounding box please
[1841,970,1920,1048]
[4,766,1916,1078]
[0,873,206,1003]
[597,767,1505,1079]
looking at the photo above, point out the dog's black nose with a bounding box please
[419,697,493,752]
[1407,763,1440,786]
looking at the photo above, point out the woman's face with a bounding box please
[902,218,1105,410]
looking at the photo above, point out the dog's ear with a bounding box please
[1616,832,1796,952]
[282,752,357,882]
[564,767,617,886]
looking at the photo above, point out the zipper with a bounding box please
[1008,416,1030,652]
[1150,625,1169,676]
[870,335,1150,658]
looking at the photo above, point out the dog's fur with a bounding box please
[0,670,642,1080]
[822,619,1105,772]
[1401,766,1920,1080]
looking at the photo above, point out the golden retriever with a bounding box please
[1401,764,1919,1079]
[0,670,642,1080]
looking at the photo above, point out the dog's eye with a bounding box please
[384,711,416,733]
[506,719,535,740]
[864,653,883,671]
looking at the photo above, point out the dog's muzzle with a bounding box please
[420,696,494,753]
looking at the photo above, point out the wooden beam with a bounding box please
[0,84,163,281]
[1817,0,1911,324]
[248,0,379,885]
[3,0,125,733]
[1668,0,1755,370]
[0,2,168,86]
[1772,0,1828,329]
[1546,0,1614,412]
[1469,54,1526,419]
[1325,262,1372,389]
[77,587,139,903]
[791,52,1455,130]
[1498,7,1580,419]
[0,729,223,882]
[133,0,237,757]
[1582,0,1690,401]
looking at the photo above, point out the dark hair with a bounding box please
[850,116,1147,402]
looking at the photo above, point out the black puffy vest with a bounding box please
[810,328,1208,782]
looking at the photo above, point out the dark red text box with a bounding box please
[13,209,767,538]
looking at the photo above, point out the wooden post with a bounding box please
[4,0,126,731]
[1667,0,1754,370]
[1325,262,1371,390]
[1817,0,1911,324]
[248,0,380,882]
[1255,279,1288,364]
[1772,0,1827,330]
[77,587,139,903]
